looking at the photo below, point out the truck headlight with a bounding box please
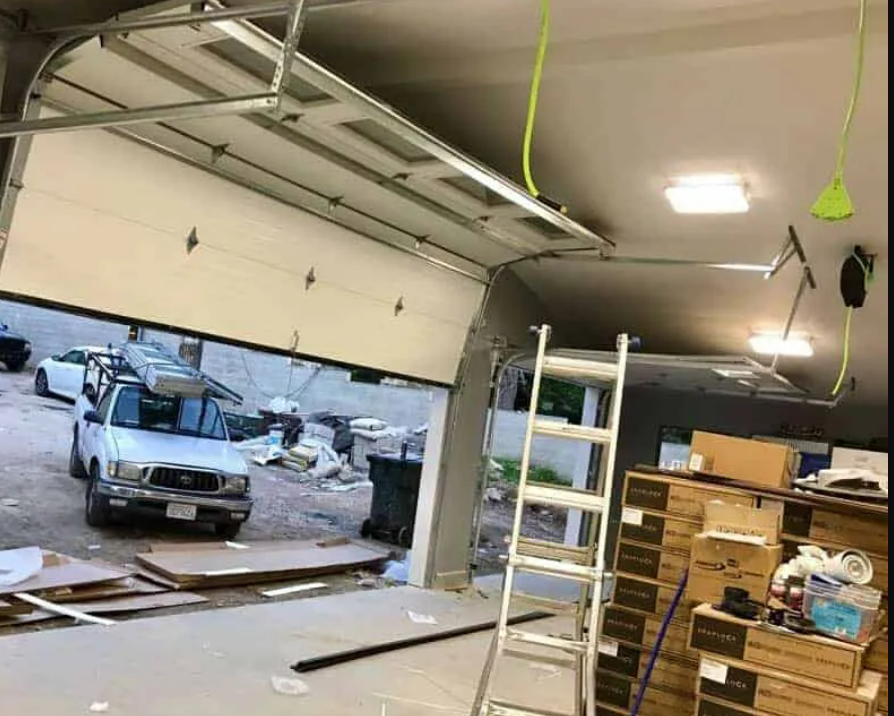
[223,476,249,494]
[24,342,32,351]
[109,461,143,482]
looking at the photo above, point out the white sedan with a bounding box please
[34,346,106,400]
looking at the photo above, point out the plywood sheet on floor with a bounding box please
[0,585,573,715]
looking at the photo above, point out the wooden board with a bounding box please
[41,576,167,604]
[0,553,132,597]
[0,597,32,617]
[0,591,207,627]
[135,540,387,588]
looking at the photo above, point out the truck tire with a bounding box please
[214,522,242,539]
[85,465,110,527]
[35,369,49,396]
[69,430,88,478]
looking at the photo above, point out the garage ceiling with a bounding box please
[1,0,888,403]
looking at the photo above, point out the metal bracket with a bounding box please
[394,296,405,316]
[305,266,316,290]
[270,1,308,109]
[185,226,199,254]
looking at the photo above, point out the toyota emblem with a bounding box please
[179,474,193,488]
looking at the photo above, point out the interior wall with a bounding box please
[615,387,889,474]
[422,269,563,589]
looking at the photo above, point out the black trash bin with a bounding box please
[361,451,423,547]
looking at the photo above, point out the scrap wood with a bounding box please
[39,575,166,604]
[260,582,328,598]
[13,592,117,626]
[0,597,33,617]
[135,539,388,589]
[0,551,132,597]
[291,611,551,673]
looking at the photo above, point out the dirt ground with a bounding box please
[0,368,564,631]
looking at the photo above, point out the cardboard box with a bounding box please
[705,503,781,544]
[619,507,702,551]
[687,535,782,605]
[613,574,696,618]
[696,655,881,716]
[601,604,695,657]
[866,636,888,673]
[688,604,866,688]
[782,502,889,556]
[595,670,695,713]
[880,672,888,714]
[597,638,698,693]
[782,539,888,595]
[689,431,796,488]
[623,472,757,519]
[696,699,888,716]
[615,541,689,584]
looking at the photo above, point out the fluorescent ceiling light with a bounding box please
[749,333,814,358]
[665,174,750,214]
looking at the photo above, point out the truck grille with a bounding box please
[149,467,220,493]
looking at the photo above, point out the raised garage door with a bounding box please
[0,124,484,385]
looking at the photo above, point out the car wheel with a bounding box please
[85,465,110,527]
[68,430,88,479]
[214,522,242,539]
[34,369,49,396]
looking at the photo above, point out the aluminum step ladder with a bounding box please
[470,325,631,716]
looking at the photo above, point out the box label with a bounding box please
[614,577,659,613]
[690,614,748,660]
[616,543,661,580]
[699,659,729,684]
[598,639,621,657]
[625,477,670,511]
[603,607,646,645]
[699,664,758,707]
[597,642,639,677]
[595,671,633,708]
[621,507,644,526]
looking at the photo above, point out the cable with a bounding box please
[628,570,689,716]
[831,307,854,396]
[834,0,868,181]
[523,0,550,199]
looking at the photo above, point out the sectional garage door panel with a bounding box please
[0,127,484,385]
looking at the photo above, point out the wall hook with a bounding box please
[394,296,405,316]
[305,267,316,290]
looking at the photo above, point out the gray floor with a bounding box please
[0,584,574,716]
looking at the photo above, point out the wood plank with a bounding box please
[40,576,167,604]
[134,540,387,588]
[0,553,132,597]
[63,591,208,615]
[0,597,33,617]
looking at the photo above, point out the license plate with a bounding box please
[166,503,197,521]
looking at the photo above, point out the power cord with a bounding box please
[831,247,874,395]
[523,0,567,214]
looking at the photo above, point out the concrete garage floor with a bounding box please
[0,584,574,715]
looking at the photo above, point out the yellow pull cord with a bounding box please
[522,0,550,198]
[831,306,854,396]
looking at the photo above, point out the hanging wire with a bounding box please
[522,0,551,199]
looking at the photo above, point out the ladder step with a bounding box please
[541,356,618,382]
[532,420,614,444]
[517,537,590,565]
[509,554,597,583]
[505,628,588,654]
[502,648,577,669]
[488,699,574,716]
[511,591,580,614]
[524,483,605,512]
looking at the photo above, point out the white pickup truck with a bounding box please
[69,347,252,538]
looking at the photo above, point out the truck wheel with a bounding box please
[214,523,242,539]
[35,369,49,396]
[85,466,110,527]
[69,430,88,478]
[6,359,26,372]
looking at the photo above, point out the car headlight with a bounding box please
[108,461,143,482]
[24,342,32,351]
[223,476,249,494]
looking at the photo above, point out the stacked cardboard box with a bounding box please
[596,471,757,715]
[689,604,883,716]
[867,636,888,714]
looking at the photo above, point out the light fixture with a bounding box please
[749,333,814,357]
[712,368,756,379]
[665,174,750,214]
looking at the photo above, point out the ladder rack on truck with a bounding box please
[84,341,242,404]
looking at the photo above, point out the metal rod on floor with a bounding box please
[291,611,550,673]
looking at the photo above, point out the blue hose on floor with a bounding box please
[628,570,689,716]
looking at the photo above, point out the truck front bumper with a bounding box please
[95,482,252,525]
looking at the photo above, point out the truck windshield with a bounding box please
[110,386,227,440]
